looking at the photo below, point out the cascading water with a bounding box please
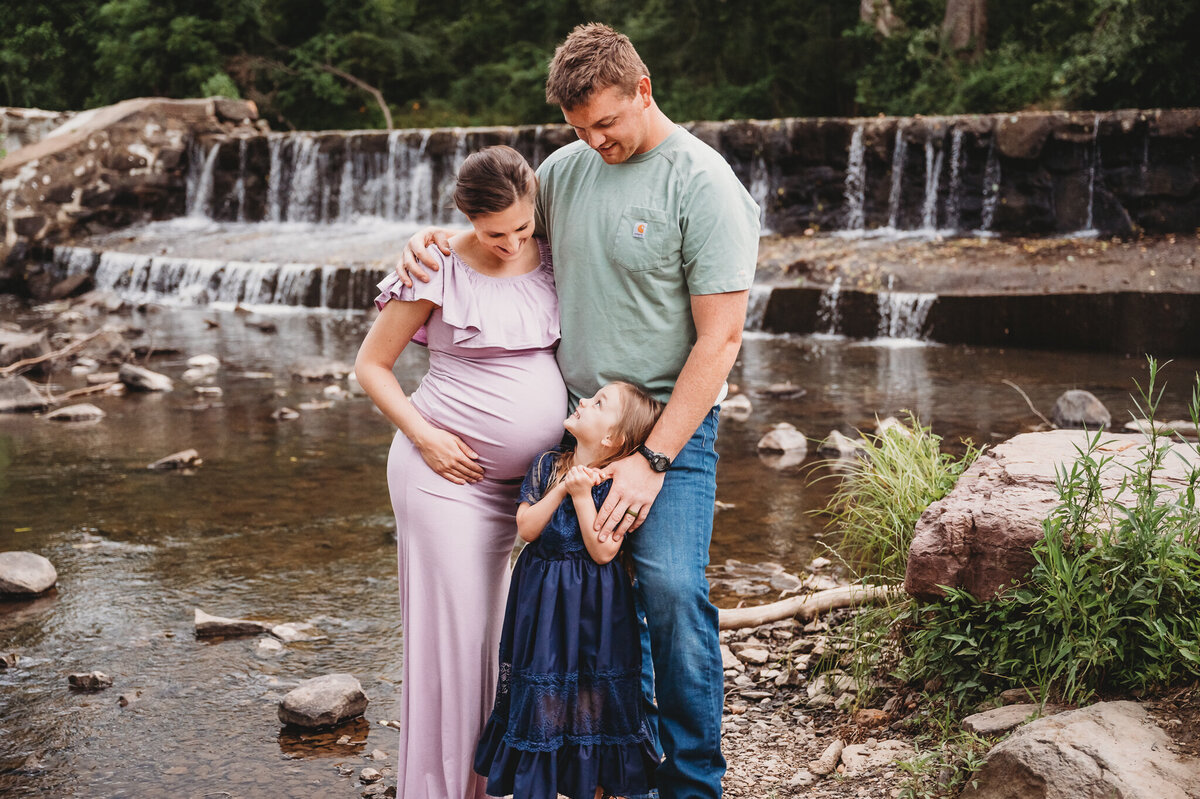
[943,129,964,233]
[749,156,774,235]
[744,283,773,331]
[841,126,866,233]
[979,138,1001,235]
[877,276,936,340]
[815,277,843,335]
[186,144,219,218]
[919,137,945,232]
[886,130,908,231]
[1079,114,1101,236]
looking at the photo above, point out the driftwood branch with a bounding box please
[718,585,896,630]
[0,330,106,377]
[319,63,393,130]
[1002,379,1054,428]
[44,381,118,406]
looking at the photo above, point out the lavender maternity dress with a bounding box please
[374,238,566,799]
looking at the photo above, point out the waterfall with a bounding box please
[234,138,248,222]
[749,156,774,235]
[1081,114,1101,235]
[886,130,908,230]
[877,281,937,341]
[274,263,316,305]
[187,143,219,218]
[816,277,843,335]
[338,139,356,223]
[919,137,944,232]
[288,137,323,223]
[943,129,964,232]
[979,138,1001,234]
[407,132,432,222]
[744,283,773,330]
[266,136,285,222]
[842,126,866,232]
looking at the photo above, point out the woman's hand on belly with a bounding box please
[413,426,485,484]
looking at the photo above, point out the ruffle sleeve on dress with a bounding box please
[439,238,560,351]
[373,245,449,346]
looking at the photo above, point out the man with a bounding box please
[399,23,759,798]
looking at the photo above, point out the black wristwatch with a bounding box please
[637,445,672,473]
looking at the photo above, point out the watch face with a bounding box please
[652,454,669,472]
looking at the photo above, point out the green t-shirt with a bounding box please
[536,127,760,405]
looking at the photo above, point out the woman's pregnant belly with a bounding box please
[411,348,567,481]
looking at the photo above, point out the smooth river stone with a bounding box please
[193,608,270,637]
[278,674,369,729]
[0,551,58,595]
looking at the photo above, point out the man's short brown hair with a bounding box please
[545,23,650,111]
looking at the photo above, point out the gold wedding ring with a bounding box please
[625,509,639,519]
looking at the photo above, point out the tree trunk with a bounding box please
[943,0,987,58]
[860,0,904,37]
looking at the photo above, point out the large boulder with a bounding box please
[278,674,369,729]
[905,430,1200,601]
[0,552,58,595]
[962,701,1200,799]
[1051,389,1111,430]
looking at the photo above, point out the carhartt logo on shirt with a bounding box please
[633,221,647,239]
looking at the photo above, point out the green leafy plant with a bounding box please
[901,358,1200,706]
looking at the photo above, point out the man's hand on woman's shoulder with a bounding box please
[396,227,455,286]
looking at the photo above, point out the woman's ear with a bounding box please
[600,432,624,450]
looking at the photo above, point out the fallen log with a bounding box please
[0,330,106,376]
[717,585,896,630]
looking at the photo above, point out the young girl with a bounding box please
[473,381,664,799]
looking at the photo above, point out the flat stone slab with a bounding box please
[0,551,58,595]
[906,430,1200,600]
[962,701,1200,799]
[840,739,915,774]
[193,608,270,638]
[0,376,48,413]
[963,703,1066,735]
[278,673,369,729]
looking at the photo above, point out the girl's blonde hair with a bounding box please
[549,381,664,486]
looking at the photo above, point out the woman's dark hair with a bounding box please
[453,145,537,218]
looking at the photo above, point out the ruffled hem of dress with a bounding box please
[373,239,559,351]
[474,715,659,799]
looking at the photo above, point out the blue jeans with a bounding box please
[629,407,724,799]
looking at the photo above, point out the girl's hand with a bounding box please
[564,465,600,496]
[415,427,484,484]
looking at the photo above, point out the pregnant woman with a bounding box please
[355,145,566,798]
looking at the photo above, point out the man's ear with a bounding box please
[637,75,652,107]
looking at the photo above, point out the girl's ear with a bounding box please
[601,432,624,450]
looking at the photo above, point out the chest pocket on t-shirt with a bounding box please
[611,206,680,273]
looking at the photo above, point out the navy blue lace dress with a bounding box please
[473,450,659,799]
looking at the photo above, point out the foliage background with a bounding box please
[3,0,1198,130]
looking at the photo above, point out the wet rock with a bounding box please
[0,376,49,412]
[245,317,276,333]
[962,701,1200,799]
[293,360,353,382]
[995,112,1056,160]
[278,673,370,729]
[840,739,914,774]
[907,430,1200,601]
[758,423,808,453]
[809,739,844,775]
[257,637,284,657]
[44,403,105,422]
[299,400,333,411]
[756,381,806,399]
[369,749,389,761]
[271,622,323,642]
[0,551,58,595]
[721,393,753,421]
[77,328,132,364]
[875,416,913,438]
[0,331,51,369]
[118,363,173,392]
[0,653,18,669]
[1051,389,1111,430]
[147,448,202,471]
[360,767,382,783]
[117,690,143,707]
[49,273,94,300]
[193,608,271,637]
[323,384,351,401]
[817,429,867,459]
[68,671,113,691]
[963,704,1065,736]
[272,407,299,421]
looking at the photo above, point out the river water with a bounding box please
[3,298,1199,797]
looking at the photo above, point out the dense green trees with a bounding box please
[2,0,1197,129]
